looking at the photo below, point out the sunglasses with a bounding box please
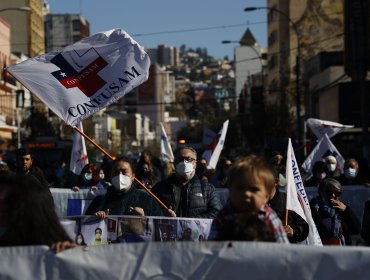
[326,190,342,197]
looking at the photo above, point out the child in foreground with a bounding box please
[210,155,289,243]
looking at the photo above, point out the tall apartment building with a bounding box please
[0,0,44,57]
[44,14,90,53]
[266,0,343,107]
[157,44,180,67]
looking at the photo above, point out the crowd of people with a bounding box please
[1,146,370,253]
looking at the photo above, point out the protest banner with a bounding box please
[285,138,322,245]
[60,215,213,244]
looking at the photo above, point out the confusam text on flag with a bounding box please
[6,29,151,126]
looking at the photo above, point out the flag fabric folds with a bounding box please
[70,122,89,175]
[6,28,151,126]
[285,138,323,246]
[307,118,353,139]
[160,122,174,162]
[202,120,229,169]
[302,133,345,174]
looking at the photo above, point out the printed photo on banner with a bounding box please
[118,217,153,243]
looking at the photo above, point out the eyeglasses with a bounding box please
[176,156,196,163]
[326,190,341,197]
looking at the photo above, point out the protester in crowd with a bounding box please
[338,158,370,186]
[309,178,360,245]
[50,160,68,188]
[0,174,76,253]
[324,155,341,179]
[268,167,309,243]
[196,158,214,183]
[137,150,162,181]
[91,165,111,190]
[135,160,159,189]
[210,155,289,243]
[357,157,370,186]
[85,156,164,218]
[72,163,97,192]
[304,160,328,187]
[152,146,221,218]
[210,157,232,188]
[15,148,50,188]
[162,161,175,179]
[269,150,286,187]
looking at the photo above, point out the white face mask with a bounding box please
[111,174,132,191]
[176,161,195,181]
[327,163,336,172]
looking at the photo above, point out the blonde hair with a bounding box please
[227,155,275,194]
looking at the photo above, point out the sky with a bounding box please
[46,0,267,60]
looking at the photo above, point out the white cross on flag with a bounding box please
[6,29,151,126]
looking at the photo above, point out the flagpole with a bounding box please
[284,209,288,226]
[73,125,171,212]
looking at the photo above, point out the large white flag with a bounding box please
[160,122,174,162]
[7,29,150,126]
[202,120,229,169]
[302,133,345,174]
[286,138,323,246]
[307,118,353,139]
[70,122,89,175]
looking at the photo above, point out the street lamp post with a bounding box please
[245,7,302,153]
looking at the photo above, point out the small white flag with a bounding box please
[286,138,323,246]
[202,120,229,169]
[302,133,345,174]
[307,118,353,139]
[70,122,89,175]
[160,122,174,162]
[7,28,151,126]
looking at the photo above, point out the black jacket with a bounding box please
[268,188,309,243]
[151,174,221,218]
[85,185,164,216]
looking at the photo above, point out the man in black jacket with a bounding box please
[152,146,221,218]
[85,156,164,218]
[268,166,309,243]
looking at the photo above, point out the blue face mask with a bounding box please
[83,173,93,182]
[344,168,357,179]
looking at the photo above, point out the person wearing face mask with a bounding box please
[85,156,164,218]
[90,166,111,191]
[337,158,366,186]
[309,178,360,245]
[151,146,221,218]
[324,155,341,179]
[72,163,96,192]
[305,160,328,187]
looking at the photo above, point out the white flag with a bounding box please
[7,29,150,126]
[307,118,353,139]
[286,138,323,246]
[160,122,174,162]
[70,122,89,175]
[202,120,229,169]
[302,133,345,174]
